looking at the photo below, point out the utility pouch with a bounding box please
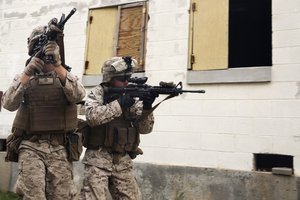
[66,131,83,162]
[125,127,139,152]
[113,127,127,153]
[5,129,24,162]
[104,125,115,148]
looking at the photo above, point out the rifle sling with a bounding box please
[135,94,176,123]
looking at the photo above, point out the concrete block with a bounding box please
[272,167,293,176]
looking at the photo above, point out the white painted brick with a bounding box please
[272,64,300,82]
[273,136,300,155]
[288,118,300,136]
[152,116,203,133]
[231,118,253,135]
[252,118,281,136]
[235,135,273,153]
[253,82,298,99]
[162,99,205,116]
[217,82,298,100]
[145,70,186,85]
[201,134,235,152]
[235,100,273,118]
[216,117,237,134]
[270,100,300,117]
[148,11,188,28]
[200,100,237,117]
[141,131,202,150]
[273,29,300,48]
[273,12,300,31]
[147,40,188,57]
[273,0,300,14]
[273,46,300,64]
[195,117,226,134]
[217,84,252,100]
[147,25,188,42]
[145,55,188,71]
[217,152,253,171]
[149,0,189,13]
[136,147,218,168]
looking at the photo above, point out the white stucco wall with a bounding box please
[1,0,300,175]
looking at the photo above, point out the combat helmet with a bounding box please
[27,26,46,56]
[102,56,137,82]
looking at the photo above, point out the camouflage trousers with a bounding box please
[79,164,141,200]
[15,148,76,200]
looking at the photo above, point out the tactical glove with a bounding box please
[24,57,44,76]
[44,41,61,66]
[117,94,135,108]
[142,93,156,110]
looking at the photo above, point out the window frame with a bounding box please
[187,0,272,84]
[82,1,148,86]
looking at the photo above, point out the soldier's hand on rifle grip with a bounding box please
[44,41,61,67]
[117,94,135,108]
[142,93,156,110]
[24,57,44,76]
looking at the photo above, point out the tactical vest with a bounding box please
[13,73,77,134]
[83,111,140,153]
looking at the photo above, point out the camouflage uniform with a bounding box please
[80,57,154,200]
[2,27,86,200]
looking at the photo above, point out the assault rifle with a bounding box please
[27,8,77,71]
[104,77,205,101]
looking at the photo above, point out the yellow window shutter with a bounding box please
[116,2,147,72]
[189,0,229,70]
[84,7,118,75]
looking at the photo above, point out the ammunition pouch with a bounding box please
[84,122,141,157]
[107,126,140,153]
[5,129,24,162]
[66,131,83,162]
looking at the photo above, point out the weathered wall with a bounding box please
[1,154,299,200]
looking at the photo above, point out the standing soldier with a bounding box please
[2,26,86,199]
[80,57,155,200]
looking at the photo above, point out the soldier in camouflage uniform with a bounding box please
[2,26,86,200]
[80,57,155,200]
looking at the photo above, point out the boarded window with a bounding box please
[84,2,148,75]
[188,0,229,70]
[188,0,272,71]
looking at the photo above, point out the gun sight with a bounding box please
[128,77,148,84]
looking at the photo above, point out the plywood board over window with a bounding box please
[84,7,118,75]
[84,2,148,75]
[188,0,229,71]
[116,3,147,72]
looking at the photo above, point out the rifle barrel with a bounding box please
[181,90,205,93]
[60,8,76,28]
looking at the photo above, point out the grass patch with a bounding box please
[0,190,18,200]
